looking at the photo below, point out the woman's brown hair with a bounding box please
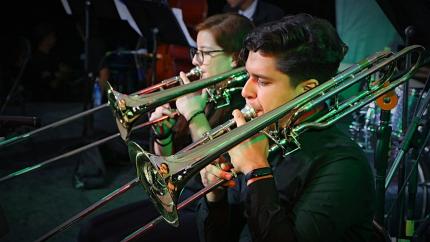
[196,13,254,64]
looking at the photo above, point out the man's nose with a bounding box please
[241,78,256,99]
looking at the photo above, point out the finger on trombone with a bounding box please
[219,162,233,171]
[179,71,192,85]
[222,180,236,188]
[232,109,248,126]
[209,163,233,180]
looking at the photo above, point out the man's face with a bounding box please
[227,0,247,9]
[242,51,300,117]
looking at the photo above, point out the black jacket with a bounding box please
[223,1,285,26]
[197,124,376,242]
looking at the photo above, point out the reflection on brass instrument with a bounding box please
[34,106,255,242]
[0,66,246,182]
[134,66,202,95]
[0,68,202,181]
[107,67,249,141]
[0,67,201,148]
[126,45,424,232]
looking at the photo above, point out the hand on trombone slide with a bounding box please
[150,104,177,137]
[150,71,209,135]
[175,71,208,121]
[149,70,210,149]
[200,156,236,203]
[228,109,270,175]
[200,109,270,202]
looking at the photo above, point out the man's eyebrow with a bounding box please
[249,72,272,80]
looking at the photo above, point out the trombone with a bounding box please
[34,106,256,242]
[0,67,202,148]
[107,67,249,140]
[126,44,424,234]
[0,67,247,182]
[0,67,201,181]
[35,45,424,241]
[0,113,178,183]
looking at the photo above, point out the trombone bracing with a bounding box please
[128,45,424,232]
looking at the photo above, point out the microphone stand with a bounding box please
[411,74,430,241]
[149,28,158,153]
[385,72,430,240]
[394,25,416,238]
[150,28,159,86]
[135,36,147,83]
[82,0,95,137]
[374,108,392,225]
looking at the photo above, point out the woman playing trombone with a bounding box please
[78,13,254,242]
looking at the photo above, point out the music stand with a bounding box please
[61,0,135,134]
[119,0,195,87]
[63,0,123,19]
[121,0,195,47]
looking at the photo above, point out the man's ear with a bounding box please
[295,79,319,94]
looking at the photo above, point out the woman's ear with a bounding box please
[230,54,238,68]
[295,79,319,94]
[231,59,238,68]
[231,52,243,68]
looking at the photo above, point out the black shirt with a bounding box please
[223,1,285,27]
[197,124,375,242]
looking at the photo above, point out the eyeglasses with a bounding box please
[189,47,225,64]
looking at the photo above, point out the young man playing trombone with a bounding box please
[197,13,376,241]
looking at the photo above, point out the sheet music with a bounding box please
[113,0,127,20]
[114,0,142,36]
[60,0,72,15]
[171,8,197,47]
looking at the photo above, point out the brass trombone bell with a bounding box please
[107,67,249,141]
[130,105,256,226]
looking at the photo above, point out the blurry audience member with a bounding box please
[0,36,31,108]
[223,0,284,26]
[23,22,74,102]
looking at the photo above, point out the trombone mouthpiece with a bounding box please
[241,105,256,120]
[186,67,202,81]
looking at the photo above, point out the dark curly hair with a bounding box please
[241,13,348,86]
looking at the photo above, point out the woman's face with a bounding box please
[192,30,234,79]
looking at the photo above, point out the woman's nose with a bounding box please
[191,54,200,67]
